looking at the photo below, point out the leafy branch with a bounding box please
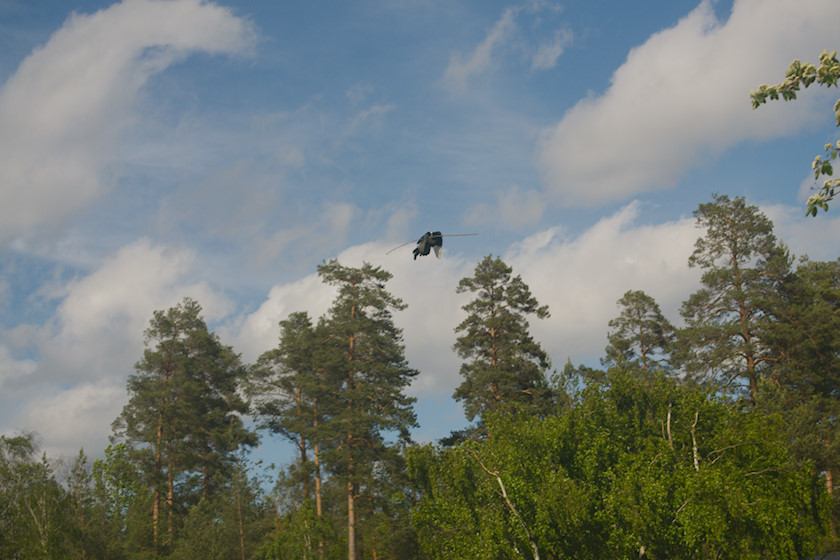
[751,50,840,216]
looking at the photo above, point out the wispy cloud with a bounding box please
[443,2,571,94]
[531,27,573,71]
[464,185,546,229]
[0,0,256,243]
[444,7,518,94]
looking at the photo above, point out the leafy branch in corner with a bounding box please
[751,50,840,216]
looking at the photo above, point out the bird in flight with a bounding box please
[386,231,478,260]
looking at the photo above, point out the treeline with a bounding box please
[1,194,839,559]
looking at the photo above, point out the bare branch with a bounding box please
[467,449,541,560]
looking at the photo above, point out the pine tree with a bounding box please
[249,310,330,555]
[676,194,790,403]
[114,297,256,555]
[603,290,674,373]
[316,260,418,560]
[453,255,552,423]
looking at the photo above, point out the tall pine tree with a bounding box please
[676,194,789,403]
[316,260,418,560]
[113,297,256,555]
[453,255,552,423]
[249,310,333,559]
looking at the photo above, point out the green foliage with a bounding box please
[5,244,840,557]
[453,255,553,423]
[751,49,840,215]
[0,434,74,559]
[409,369,829,559]
[169,461,273,560]
[255,500,340,560]
[91,442,154,558]
[762,257,840,541]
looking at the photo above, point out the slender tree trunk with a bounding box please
[690,412,700,471]
[152,487,160,556]
[167,468,174,547]
[347,474,356,560]
[236,481,246,560]
[297,387,311,500]
[153,409,163,556]
[347,303,357,560]
[313,403,324,560]
[827,468,837,539]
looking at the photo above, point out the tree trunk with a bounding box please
[347,476,356,560]
[167,469,174,546]
[313,403,324,560]
[827,468,837,539]
[153,407,164,556]
[236,481,246,560]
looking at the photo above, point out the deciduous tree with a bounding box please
[410,368,829,559]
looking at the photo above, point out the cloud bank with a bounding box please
[538,0,840,206]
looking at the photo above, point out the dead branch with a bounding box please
[467,449,541,560]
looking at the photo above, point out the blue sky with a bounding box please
[2,0,840,464]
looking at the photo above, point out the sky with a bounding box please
[2,0,840,466]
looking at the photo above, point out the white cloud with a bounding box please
[252,201,360,267]
[19,381,126,459]
[16,200,828,457]
[443,2,570,93]
[49,239,229,360]
[506,203,701,363]
[0,0,256,242]
[762,202,840,262]
[222,273,336,364]
[346,103,396,135]
[538,0,840,206]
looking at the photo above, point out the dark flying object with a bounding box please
[386,231,478,259]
